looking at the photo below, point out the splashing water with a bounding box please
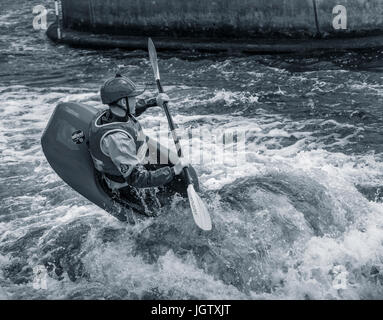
[1,0,383,300]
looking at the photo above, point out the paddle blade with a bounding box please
[148,38,160,81]
[187,185,212,231]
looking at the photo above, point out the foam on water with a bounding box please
[1,77,383,299]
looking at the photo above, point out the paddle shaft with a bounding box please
[155,79,192,186]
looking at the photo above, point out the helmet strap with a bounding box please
[127,97,136,115]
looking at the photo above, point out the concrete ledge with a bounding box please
[47,24,383,53]
[60,0,383,38]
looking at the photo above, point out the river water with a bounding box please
[1,0,383,300]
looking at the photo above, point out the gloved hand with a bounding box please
[156,93,170,107]
[173,157,190,175]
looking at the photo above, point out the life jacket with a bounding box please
[88,110,148,179]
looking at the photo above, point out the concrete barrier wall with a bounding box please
[61,0,383,38]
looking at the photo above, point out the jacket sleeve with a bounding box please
[135,98,158,117]
[102,132,175,188]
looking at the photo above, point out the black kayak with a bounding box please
[41,102,199,222]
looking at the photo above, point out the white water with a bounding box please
[1,0,383,300]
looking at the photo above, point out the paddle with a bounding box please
[148,37,212,231]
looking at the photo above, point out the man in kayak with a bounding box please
[88,73,189,217]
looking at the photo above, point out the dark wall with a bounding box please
[61,0,383,38]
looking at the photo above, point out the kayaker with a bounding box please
[88,73,189,216]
